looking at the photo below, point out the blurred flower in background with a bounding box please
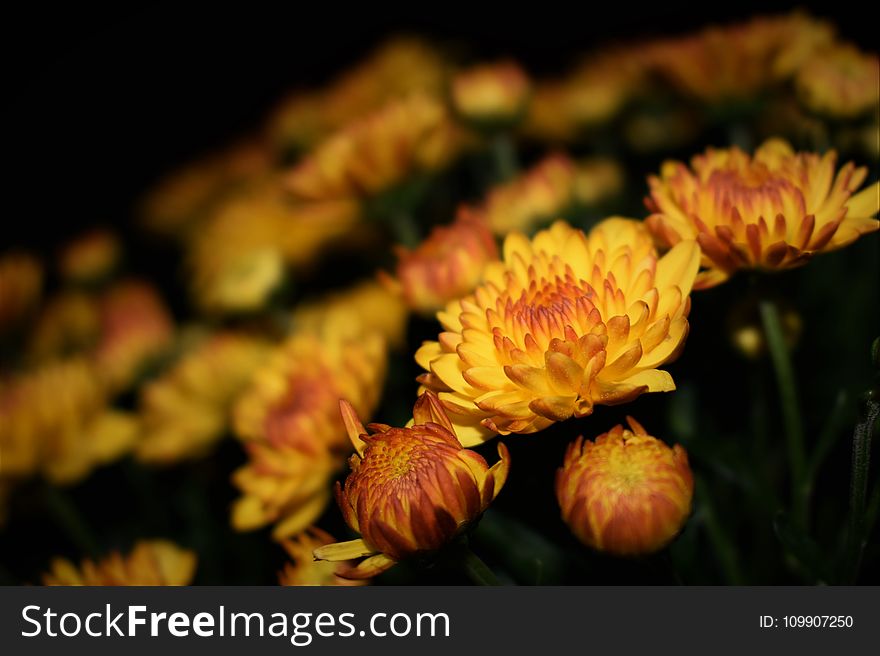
[451,60,531,128]
[795,44,880,119]
[42,540,197,586]
[57,229,122,287]
[0,252,43,331]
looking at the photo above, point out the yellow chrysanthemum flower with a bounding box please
[451,60,531,126]
[291,280,409,350]
[27,291,100,363]
[42,540,197,586]
[231,330,387,539]
[0,251,43,330]
[313,391,510,579]
[284,93,465,203]
[136,331,274,465]
[796,44,880,119]
[0,358,138,485]
[267,37,449,152]
[556,417,693,556]
[645,138,880,288]
[58,229,121,285]
[91,281,174,392]
[278,528,368,586]
[475,154,578,236]
[416,219,699,445]
[380,211,499,317]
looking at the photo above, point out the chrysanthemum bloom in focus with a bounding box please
[556,417,693,556]
[645,138,880,289]
[136,331,274,465]
[0,358,139,485]
[231,331,387,539]
[42,540,197,586]
[284,94,466,204]
[278,528,368,586]
[381,211,499,316]
[796,44,880,119]
[313,391,510,579]
[475,154,578,235]
[0,251,43,330]
[291,280,409,349]
[416,219,699,445]
[91,281,174,392]
[451,60,531,127]
[58,229,121,286]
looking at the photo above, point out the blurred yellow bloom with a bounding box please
[292,280,409,350]
[381,212,498,317]
[285,94,465,203]
[43,540,197,586]
[416,219,699,445]
[476,154,577,235]
[0,358,138,485]
[0,251,43,330]
[278,527,368,586]
[92,281,174,392]
[27,291,100,363]
[728,296,802,360]
[796,44,880,118]
[313,391,510,579]
[646,138,880,288]
[189,178,359,314]
[645,12,834,103]
[136,331,274,465]
[556,417,693,556]
[267,37,449,152]
[138,139,272,240]
[231,331,387,539]
[523,51,642,142]
[451,60,531,126]
[572,158,625,207]
[58,229,121,285]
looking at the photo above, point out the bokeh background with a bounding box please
[2,2,878,585]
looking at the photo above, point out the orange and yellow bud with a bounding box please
[0,251,43,330]
[796,44,880,119]
[92,281,174,392]
[313,391,510,579]
[555,417,693,556]
[231,330,387,539]
[646,138,880,289]
[42,540,197,586]
[136,331,274,465]
[285,94,465,203]
[58,229,121,285]
[476,154,578,235]
[416,218,699,445]
[381,212,498,316]
[451,61,531,126]
[278,528,368,586]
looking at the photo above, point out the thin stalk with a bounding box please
[843,395,879,583]
[760,300,808,529]
[44,484,100,558]
[490,132,518,182]
[460,546,500,586]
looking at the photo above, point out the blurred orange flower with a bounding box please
[381,212,498,316]
[451,60,531,126]
[0,252,43,330]
[58,229,121,285]
[796,44,880,118]
[278,528,368,586]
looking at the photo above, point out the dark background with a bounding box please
[2,2,874,251]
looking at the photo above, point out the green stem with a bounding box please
[44,484,100,558]
[490,132,518,183]
[387,211,420,249]
[460,545,500,586]
[696,478,744,585]
[843,394,879,583]
[760,300,807,530]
